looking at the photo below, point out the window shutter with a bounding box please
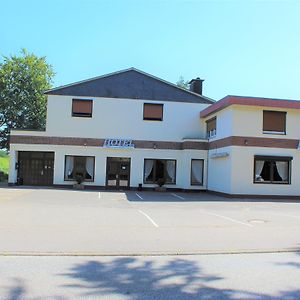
[263,111,286,132]
[72,99,93,116]
[143,104,163,120]
[206,117,216,131]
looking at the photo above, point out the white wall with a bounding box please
[207,147,232,194]
[232,105,300,139]
[204,108,234,141]
[207,145,300,196]
[9,144,207,190]
[203,105,300,141]
[45,95,209,141]
[8,146,18,183]
[230,146,300,196]
[10,130,47,136]
[9,95,210,190]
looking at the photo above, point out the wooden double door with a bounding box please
[18,151,54,186]
[106,157,131,189]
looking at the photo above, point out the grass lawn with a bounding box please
[0,151,9,175]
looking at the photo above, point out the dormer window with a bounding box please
[206,117,216,138]
[72,99,93,118]
[263,111,286,134]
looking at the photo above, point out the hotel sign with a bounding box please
[103,139,135,149]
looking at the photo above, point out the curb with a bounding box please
[0,248,299,257]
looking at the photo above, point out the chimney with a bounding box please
[189,77,204,95]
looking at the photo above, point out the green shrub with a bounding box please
[0,154,9,175]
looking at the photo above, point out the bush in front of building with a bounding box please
[0,171,8,182]
[0,151,9,182]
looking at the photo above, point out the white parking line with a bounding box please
[206,212,254,227]
[135,193,143,200]
[171,193,185,200]
[138,210,159,228]
[98,192,101,199]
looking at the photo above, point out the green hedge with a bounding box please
[0,154,9,175]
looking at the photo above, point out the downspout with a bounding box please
[206,139,209,191]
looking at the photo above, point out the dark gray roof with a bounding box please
[45,68,214,104]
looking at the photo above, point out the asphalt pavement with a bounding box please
[0,188,300,255]
[1,252,300,299]
[1,188,300,299]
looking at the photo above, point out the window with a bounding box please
[143,103,163,121]
[144,159,176,184]
[64,155,95,182]
[72,99,93,117]
[206,117,216,138]
[191,159,204,186]
[263,111,286,134]
[254,155,292,184]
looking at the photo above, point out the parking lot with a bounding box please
[0,187,300,255]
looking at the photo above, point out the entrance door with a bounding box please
[18,151,54,186]
[106,157,131,189]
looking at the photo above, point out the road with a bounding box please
[1,252,300,299]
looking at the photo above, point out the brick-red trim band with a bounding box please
[10,135,209,150]
[209,136,298,150]
[10,135,299,150]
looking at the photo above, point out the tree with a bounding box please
[0,49,54,149]
[176,76,189,90]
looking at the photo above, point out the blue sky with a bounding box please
[1,0,300,100]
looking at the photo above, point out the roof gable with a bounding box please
[45,68,214,104]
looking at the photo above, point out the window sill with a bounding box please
[64,179,94,183]
[143,119,163,121]
[207,135,217,140]
[143,182,176,185]
[262,131,286,135]
[72,114,92,118]
[253,181,290,185]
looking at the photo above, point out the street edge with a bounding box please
[0,248,300,257]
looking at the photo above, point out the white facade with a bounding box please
[202,102,300,197]
[46,95,208,141]
[9,69,300,197]
[9,143,208,190]
[9,70,211,191]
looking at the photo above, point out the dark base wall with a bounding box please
[8,183,300,199]
[207,190,300,200]
[53,184,206,193]
[9,182,206,193]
